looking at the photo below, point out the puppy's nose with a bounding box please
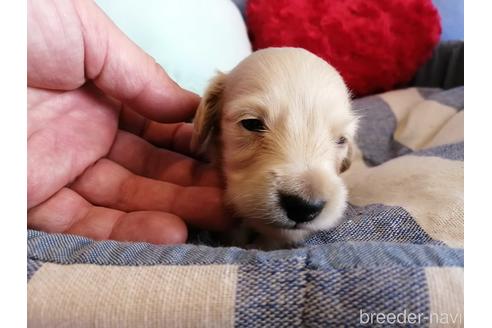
[279,192,326,224]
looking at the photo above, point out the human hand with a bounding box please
[27,0,230,244]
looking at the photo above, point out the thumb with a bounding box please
[75,0,199,122]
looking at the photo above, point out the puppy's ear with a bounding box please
[191,72,227,156]
[339,142,353,173]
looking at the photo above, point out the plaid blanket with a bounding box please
[27,86,464,327]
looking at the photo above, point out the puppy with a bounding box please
[192,47,358,249]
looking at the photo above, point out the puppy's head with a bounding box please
[192,48,357,244]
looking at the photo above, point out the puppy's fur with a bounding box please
[192,47,358,248]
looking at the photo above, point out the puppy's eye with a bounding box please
[240,119,266,132]
[336,136,347,145]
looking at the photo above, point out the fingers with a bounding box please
[107,211,187,245]
[74,0,200,122]
[119,106,195,156]
[142,121,195,156]
[70,159,231,231]
[108,130,221,187]
[28,187,92,233]
[28,188,187,244]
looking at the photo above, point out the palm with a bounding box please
[28,86,118,209]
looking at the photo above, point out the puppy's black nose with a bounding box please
[279,192,326,224]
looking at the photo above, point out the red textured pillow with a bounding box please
[246,0,441,97]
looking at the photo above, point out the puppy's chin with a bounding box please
[243,204,348,248]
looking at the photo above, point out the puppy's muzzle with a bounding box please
[279,192,326,224]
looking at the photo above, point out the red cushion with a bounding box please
[246,0,441,97]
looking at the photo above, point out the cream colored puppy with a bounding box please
[192,47,358,248]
